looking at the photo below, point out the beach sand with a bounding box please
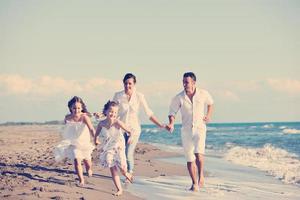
[0,125,187,199]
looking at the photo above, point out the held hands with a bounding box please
[158,123,174,134]
[159,124,168,130]
[94,137,100,145]
[165,123,174,133]
[93,112,103,119]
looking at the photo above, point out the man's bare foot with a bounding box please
[189,184,199,192]
[199,177,204,187]
[113,190,123,196]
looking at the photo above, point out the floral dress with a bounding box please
[98,126,127,170]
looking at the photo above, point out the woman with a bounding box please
[113,73,165,179]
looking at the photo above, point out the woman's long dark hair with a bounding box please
[123,73,136,84]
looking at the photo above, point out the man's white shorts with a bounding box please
[181,127,207,162]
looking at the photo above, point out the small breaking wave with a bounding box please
[225,144,300,185]
[142,128,160,133]
[262,124,274,129]
[282,128,300,134]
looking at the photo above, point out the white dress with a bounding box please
[99,126,127,169]
[54,121,95,161]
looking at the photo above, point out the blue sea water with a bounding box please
[139,121,300,186]
[127,121,300,199]
[140,122,300,157]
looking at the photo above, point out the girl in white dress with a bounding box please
[95,100,133,196]
[55,96,95,186]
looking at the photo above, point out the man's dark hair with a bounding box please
[183,72,196,81]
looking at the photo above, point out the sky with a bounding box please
[0,0,299,123]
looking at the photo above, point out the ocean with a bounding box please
[123,122,300,199]
[139,122,300,186]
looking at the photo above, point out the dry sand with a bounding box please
[0,125,187,200]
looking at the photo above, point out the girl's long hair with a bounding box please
[102,100,118,116]
[68,96,91,117]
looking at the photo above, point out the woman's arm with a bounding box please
[116,120,134,144]
[149,115,165,128]
[139,93,165,128]
[116,120,131,135]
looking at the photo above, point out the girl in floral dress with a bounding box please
[95,100,133,196]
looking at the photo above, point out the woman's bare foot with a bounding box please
[113,190,123,196]
[189,184,199,192]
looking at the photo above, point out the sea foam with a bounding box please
[225,144,300,185]
[143,128,160,133]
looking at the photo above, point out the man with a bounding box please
[166,72,214,191]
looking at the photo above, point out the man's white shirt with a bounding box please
[169,88,214,131]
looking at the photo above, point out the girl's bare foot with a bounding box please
[76,181,85,187]
[189,184,199,192]
[113,190,123,196]
[87,169,93,177]
[124,173,133,183]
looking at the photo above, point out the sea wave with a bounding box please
[279,126,287,129]
[282,128,300,134]
[225,144,300,185]
[207,127,217,131]
[262,124,274,129]
[142,128,160,133]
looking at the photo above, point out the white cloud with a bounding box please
[267,78,300,95]
[84,78,122,93]
[209,80,262,93]
[2,74,298,107]
[34,76,83,96]
[214,89,240,102]
[0,74,122,97]
[139,81,180,96]
[0,74,33,94]
[229,80,262,92]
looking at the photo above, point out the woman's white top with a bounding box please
[113,89,153,136]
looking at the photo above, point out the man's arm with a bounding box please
[166,94,181,133]
[166,115,175,133]
[203,104,213,123]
